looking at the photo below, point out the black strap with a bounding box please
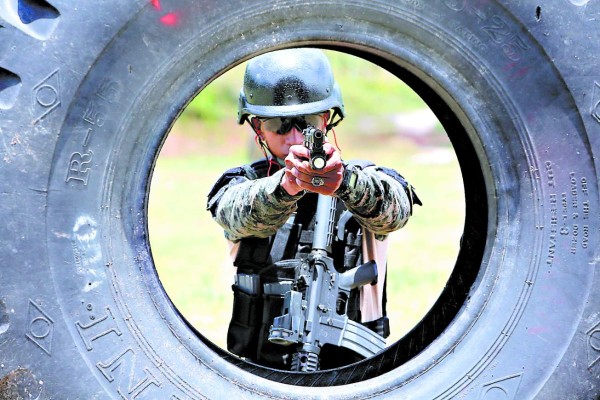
[325,109,344,132]
[269,215,298,263]
[376,166,423,213]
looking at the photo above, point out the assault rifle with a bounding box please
[267,125,386,371]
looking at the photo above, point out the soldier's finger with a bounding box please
[289,144,310,160]
[323,142,338,156]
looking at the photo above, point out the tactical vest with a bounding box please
[223,159,388,369]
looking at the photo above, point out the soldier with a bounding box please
[207,48,421,369]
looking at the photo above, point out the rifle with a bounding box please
[267,126,386,371]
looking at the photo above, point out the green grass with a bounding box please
[148,50,465,350]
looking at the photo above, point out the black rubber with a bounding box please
[0,1,598,399]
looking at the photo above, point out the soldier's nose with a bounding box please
[288,127,304,144]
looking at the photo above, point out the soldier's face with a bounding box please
[257,113,329,160]
[261,124,305,159]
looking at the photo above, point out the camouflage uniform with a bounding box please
[208,162,416,242]
[207,159,420,368]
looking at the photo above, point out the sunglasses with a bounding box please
[258,114,325,135]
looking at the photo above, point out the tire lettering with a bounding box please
[65,151,93,185]
[444,1,530,63]
[482,15,511,44]
[544,164,592,265]
[75,305,192,398]
[64,77,122,186]
[75,306,123,351]
[97,348,162,399]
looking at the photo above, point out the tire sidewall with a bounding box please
[37,0,599,398]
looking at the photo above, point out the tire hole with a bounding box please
[150,49,465,375]
[0,67,22,110]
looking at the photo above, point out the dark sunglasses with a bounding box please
[258,114,324,135]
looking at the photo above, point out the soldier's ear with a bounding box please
[250,117,262,135]
[322,111,330,127]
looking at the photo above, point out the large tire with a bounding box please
[1,1,598,398]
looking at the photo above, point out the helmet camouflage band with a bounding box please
[237,48,345,124]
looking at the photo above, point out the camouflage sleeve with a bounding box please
[335,165,418,239]
[208,168,303,242]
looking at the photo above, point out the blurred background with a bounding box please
[148,50,465,352]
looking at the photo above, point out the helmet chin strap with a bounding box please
[325,109,344,132]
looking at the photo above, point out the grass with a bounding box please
[148,50,465,351]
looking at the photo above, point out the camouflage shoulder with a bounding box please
[206,160,266,216]
[207,158,269,199]
[375,165,423,209]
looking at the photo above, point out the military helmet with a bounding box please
[237,48,345,124]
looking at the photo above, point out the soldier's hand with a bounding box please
[282,143,344,196]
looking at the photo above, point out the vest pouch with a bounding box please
[227,284,263,358]
[255,259,300,368]
[256,292,291,368]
